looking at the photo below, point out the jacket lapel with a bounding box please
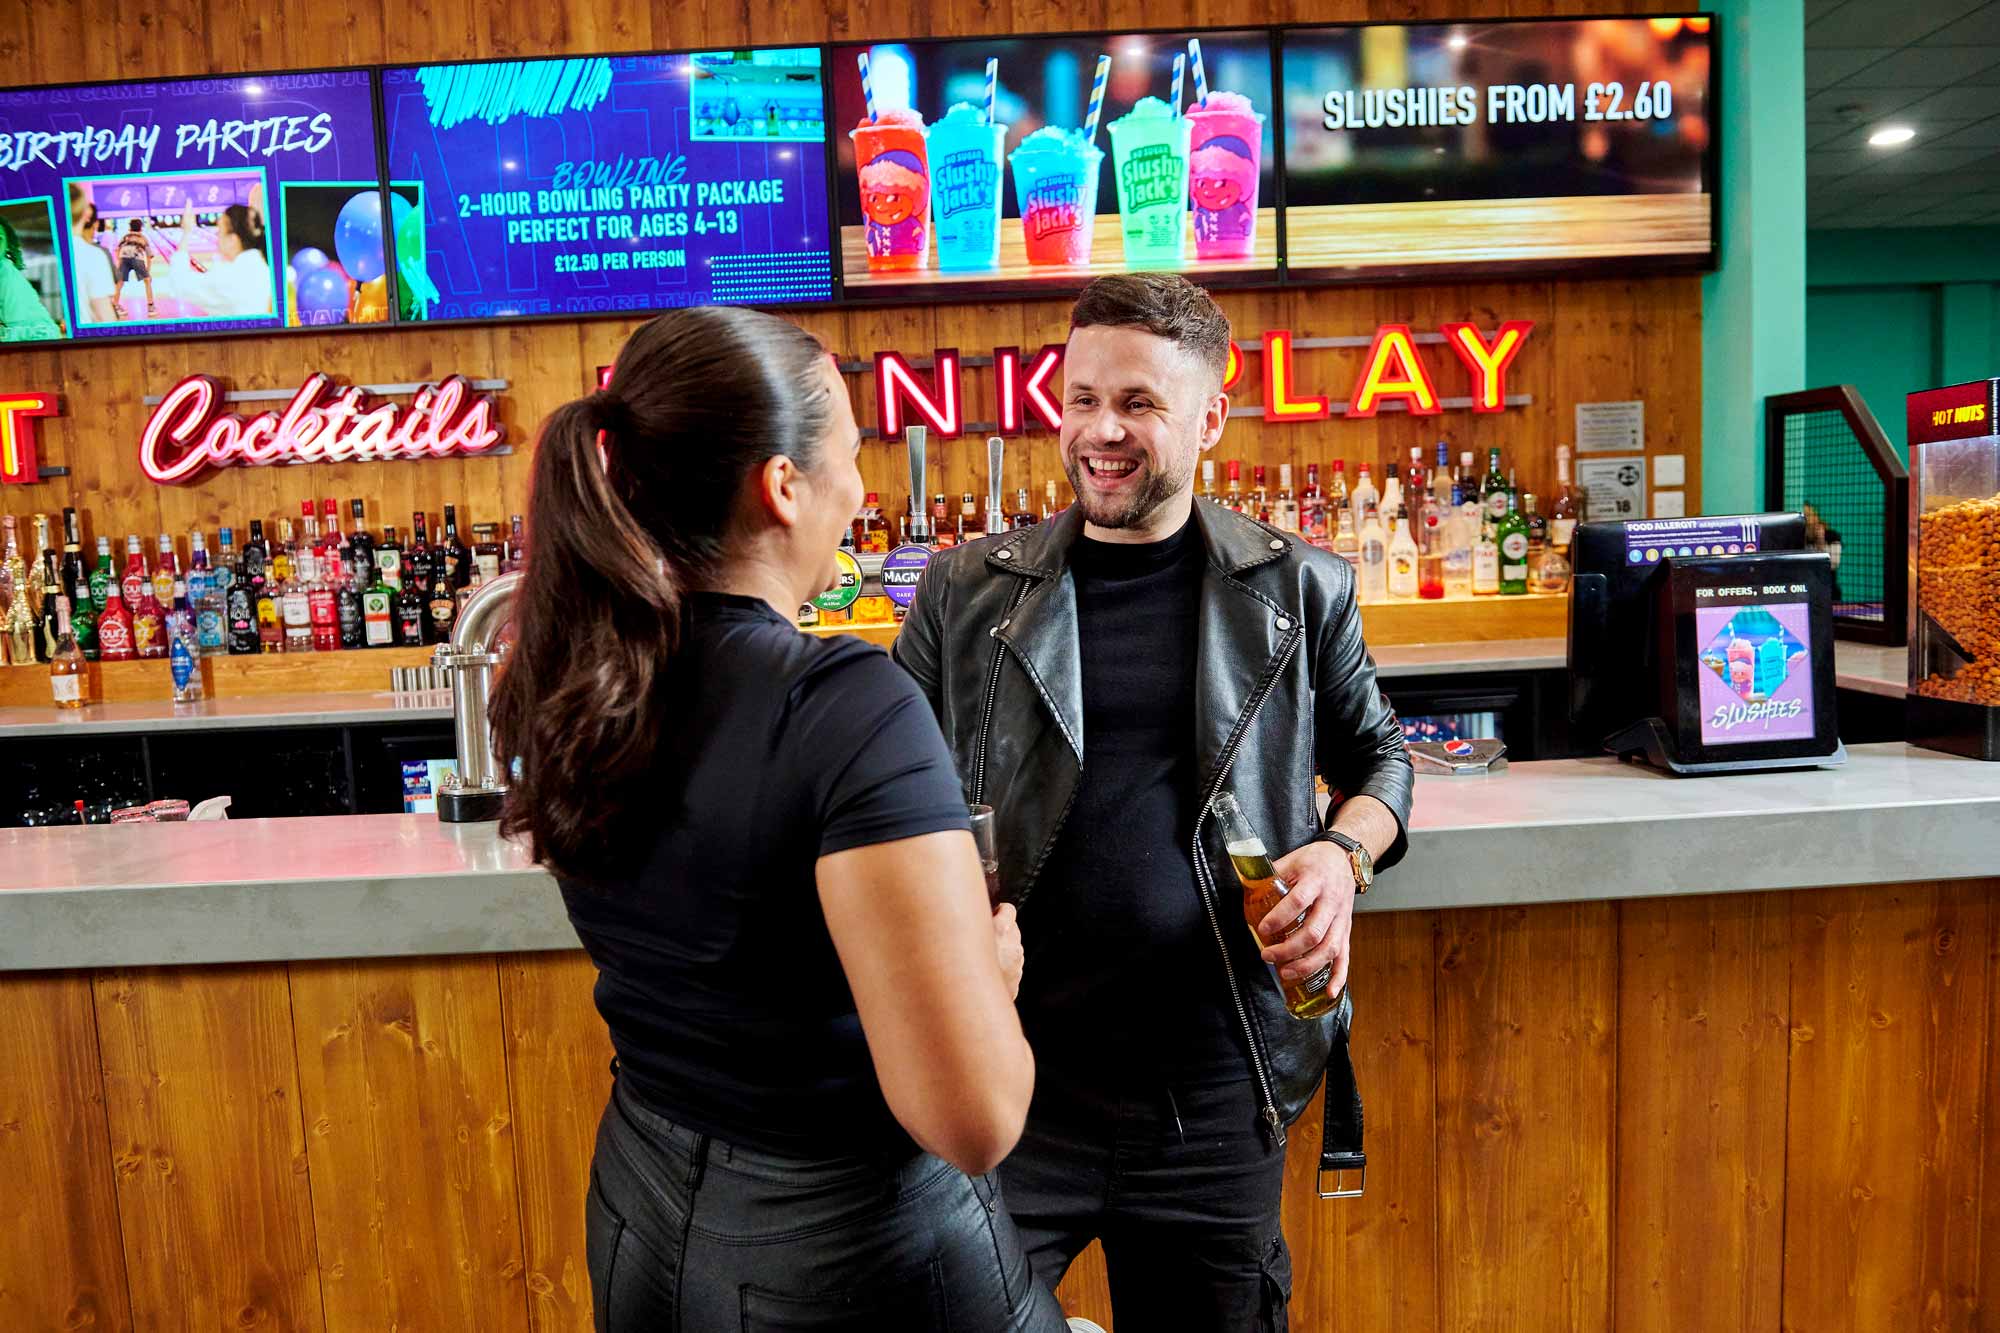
[986,506,1087,762]
[1190,500,1299,802]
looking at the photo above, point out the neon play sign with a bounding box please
[140,374,504,485]
[0,392,60,485]
[871,323,1533,438]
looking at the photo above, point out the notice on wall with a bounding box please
[1576,399,1644,454]
[1579,456,1646,522]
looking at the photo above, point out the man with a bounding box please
[894,272,1413,1331]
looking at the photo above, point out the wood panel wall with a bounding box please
[5,882,1999,1331]
[0,0,1702,602]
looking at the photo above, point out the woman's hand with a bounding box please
[992,903,1024,1000]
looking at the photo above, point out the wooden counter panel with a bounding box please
[8,882,2000,1327]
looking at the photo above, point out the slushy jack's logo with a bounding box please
[1709,698,1806,735]
[1025,181,1081,239]
[1119,144,1186,210]
[936,150,997,218]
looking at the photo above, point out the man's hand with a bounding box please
[1255,841,1356,999]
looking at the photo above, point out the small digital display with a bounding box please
[400,757,458,814]
[1692,590,1815,747]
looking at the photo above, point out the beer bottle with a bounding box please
[1210,790,1337,1020]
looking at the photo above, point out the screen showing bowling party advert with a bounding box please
[828,30,1278,301]
[1281,16,1715,283]
[0,69,386,343]
[380,50,834,321]
[1692,591,1816,748]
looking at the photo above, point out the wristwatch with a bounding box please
[1320,829,1374,895]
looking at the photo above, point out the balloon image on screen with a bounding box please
[380,49,834,320]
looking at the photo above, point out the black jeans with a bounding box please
[586,1077,1069,1332]
[998,1062,1293,1332]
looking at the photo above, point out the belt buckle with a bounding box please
[1317,1163,1366,1199]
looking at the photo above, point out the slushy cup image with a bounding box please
[851,108,931,272]
[928,102,1007,273]
[1008,127,1103,267]
[1106,96,1192,267]
[1186,91,1264,261]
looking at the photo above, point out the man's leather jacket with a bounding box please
[892,498,1414,1138]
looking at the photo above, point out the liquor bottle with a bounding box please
[443,504,472,588]
[26,513,51,621]
[37,553,62,660]
[1387,515,1419,599]
[394,569,426,646]
[1481,447,1509,524]
[89,536,114,611]
[321,498,345,567]
[308,544,340,652]
[117,534,148,612]
[1300,463,1327,546]
[1357,503,1387,602]
[1535,525,1574,594]
[429,514,463,644]
[97,580,134,662]
[1350,465,1378,526]
[49,594,84,710]
[187,532,219,656]
[958,493,977,543]
[1459,451,1477,497]
[1331,504,1360,569]
[1550,446,1584,552]
[376,524,405,591]
[1380,463,1403,523]
[1523,493,1547,566]
[1497,492,1530,596]
[1327,459,1350,514]
[59,507,85,598]
[1444,477,1475,596]
[280,542,312,653]
[334,549,364,650]
[1417,487,1447,600]
[471,523,502,585]
[1272,464,1299,532]
[855,494,889,552]
[151,533,178,608]
[215,526,237,596]
[930,494,955,549]
[503,515,527,573]
[1433,441,1456,509]
[1211,790,1336,1020]
[1042,479,1060,520]
[167,581,204,702]
[1201,458,1217,504]
[1009,488,1039,530]
[225,544,260,656]
[408,512,433,595]
[347,501,376,586]
[131,564,166,660]
[271,519,295,588]
[1250,465,1271,523]
[362,560,395,647]
[1472,505,1501,597]
[1224,459,1245,513]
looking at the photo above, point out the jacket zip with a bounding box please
[970,580,1028,808]
[1190,631,1301,1149]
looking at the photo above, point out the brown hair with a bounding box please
[220,204,266,257]
[1069,273,1233,389]
[491,307,836,883]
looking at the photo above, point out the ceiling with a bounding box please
[1806,0,2000,228]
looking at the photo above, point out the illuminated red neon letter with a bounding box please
[1442,320,1533,413]
[874,348,963,438]
[1262,330,1329,422]
[0,392,60,485]
[1348,325,1441,418]
[993,344,1064,434]
[1223,342,1245,393]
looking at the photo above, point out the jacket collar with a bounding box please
[983,494,1297,581]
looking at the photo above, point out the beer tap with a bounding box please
[433,570,519,822]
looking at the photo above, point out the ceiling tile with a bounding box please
[1813,146,1995,177]
[1807,46,1897,90]
[1898,84,2000,118]
[1831,45,2000,87]
[1805,0,1850,22]
[1930,116,2000,147]
[1807,0,1987,46]
[1807,86,1928,121]
[1925,4,2000,44]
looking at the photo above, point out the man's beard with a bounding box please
[1062,444,1199,531]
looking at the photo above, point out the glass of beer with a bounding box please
[969,804,1001,904]
[1210,790,1337,1020]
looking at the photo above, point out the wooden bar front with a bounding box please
[7,880,1998,1331]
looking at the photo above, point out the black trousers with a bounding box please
[998,1062,1293,1332]
[585,1076,1069,1332]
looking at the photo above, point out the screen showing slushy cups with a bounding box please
[830,32,1277,297]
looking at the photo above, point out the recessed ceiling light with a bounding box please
[1868,125,1916,148]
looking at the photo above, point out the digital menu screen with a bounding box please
[0,70,383,342]
[828,30,1278,301]
[1281,16,1714,282]
[380,50,834,321]
[1693,593,1815,747]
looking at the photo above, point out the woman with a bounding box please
[0,217,62,340]
[159,200,272,317]
[491,308,1073,1333]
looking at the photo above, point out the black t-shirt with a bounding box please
[1019,519,1248,1077]
[559,592,971,1157]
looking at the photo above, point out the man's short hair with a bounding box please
[1069,273,1233,390]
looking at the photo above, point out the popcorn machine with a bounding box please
[1907,378,2000,761]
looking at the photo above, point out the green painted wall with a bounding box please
[1802,286,1937,461]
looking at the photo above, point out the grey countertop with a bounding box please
[0,690,454,737]
[2,742,1994,971]
[1834,642,1907,699]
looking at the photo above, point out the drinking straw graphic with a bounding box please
[986,58,998,125]
[1085,54,1111,144]
[1170,53,1185,116]
[858,50,877,122]
[1187,38,1208,108]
